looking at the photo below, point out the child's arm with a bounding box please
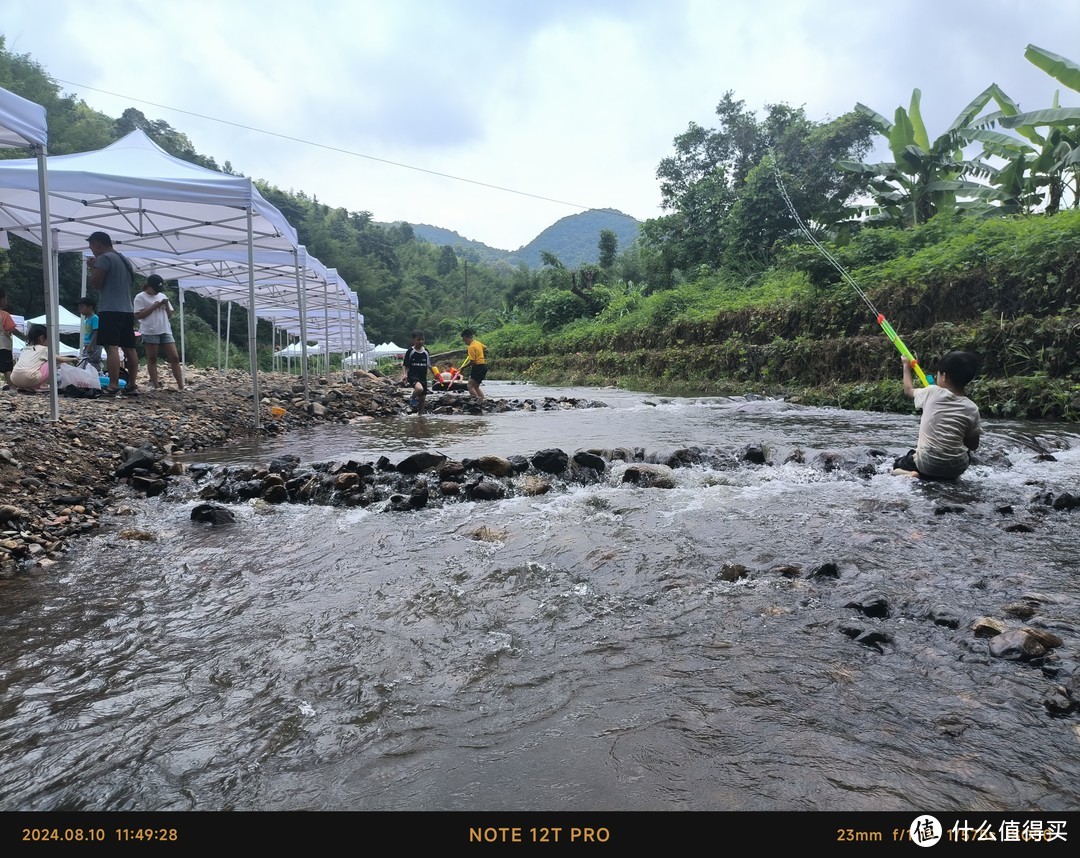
[901,357,915,399]
[2,313,23,343]
[964,424,980,452]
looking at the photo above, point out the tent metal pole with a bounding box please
[246,206,260,429]
[37,148,59,421]
[295,251,309,400]
[216,295,221,371]
[178,284,187,387]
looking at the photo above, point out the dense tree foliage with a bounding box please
[645,92,876,276]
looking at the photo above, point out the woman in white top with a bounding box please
[133,275,185,391]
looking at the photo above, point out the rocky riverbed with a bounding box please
[0,367,606,577]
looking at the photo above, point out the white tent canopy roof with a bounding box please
[26,304,82,334]
[0,86,47,148]
[124,244,331,291]
[372,342,407,357]
[0,129,297,255]
[274,341,325,357]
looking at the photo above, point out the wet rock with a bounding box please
[519,475,551,496]
[972,616,1008,637]
[440,481,461,496]
[0,504,29,523]
[115,447,160,479]
[531,448,569,474]
[622,464,676,489]
[465,480,505,502]
[438,461,467,481]
[810,452,844,472]
[770,564,801,578]
[573,451,607,472]
[988,628,1048,661]
[1043,687,1076,715]
[190,503,235,525]
[845,593,890,619]
[507,455,531,472]
[716,563,749,582]
[1023,627,1064,649]
[934,505,967,516]
[839,623,893,653]
[1002,602,1037,620]
[119,529,156,541]
[334,472,362,490]
[130,475,167,497]
[269,455,300,474]
[409,484,430,508]
[262,484,289,504]
[397,451,447,474]
[928,608,961,629]
[808,562,841,579]
[741,444,768,465]
[647,447,705,468]
[1052,492,1080,511]
[475,455,515,478]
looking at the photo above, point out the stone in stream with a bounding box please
[190,503,236,525]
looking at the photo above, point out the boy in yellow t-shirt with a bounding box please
[460,328,487,401]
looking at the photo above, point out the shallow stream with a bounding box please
[1,382,1078,811]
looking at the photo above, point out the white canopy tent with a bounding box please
[0,129,300,426]
[274,341,325,357]
[372,342,408,359]
[14,339,78,358]
[0,86,59,418]
[26,304,82,335]
[163,249,360,390]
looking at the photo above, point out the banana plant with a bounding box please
[998,45,1080,212]
[839,85,1012,226]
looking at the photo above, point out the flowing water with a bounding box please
[1,381,1078,812]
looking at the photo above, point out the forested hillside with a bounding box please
[409,207,641,269]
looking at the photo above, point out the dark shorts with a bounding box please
[892,449,966,481]
[407,377,429,393]
[470,364,487,384]
[0,349,12,373]
[98,312,137,349]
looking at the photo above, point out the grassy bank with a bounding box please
[480,212,1080,421]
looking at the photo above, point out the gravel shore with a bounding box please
[0,367,415,577]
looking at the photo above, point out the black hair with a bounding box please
[461,328,474,338]
[26,323,47,344]
[937,351,979,388]
[411,329,425,339]
[87,231,113,246]
[77,294,97,309]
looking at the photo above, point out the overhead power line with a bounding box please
[55,78,641,224]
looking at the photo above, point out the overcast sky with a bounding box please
[4,0,1080,251]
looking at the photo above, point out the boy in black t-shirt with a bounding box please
[401,330,438,415]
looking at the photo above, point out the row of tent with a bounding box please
[0,85,372,425]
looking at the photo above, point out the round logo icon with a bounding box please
[909,815,943,847]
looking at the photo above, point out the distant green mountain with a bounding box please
[408,208,641,269]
